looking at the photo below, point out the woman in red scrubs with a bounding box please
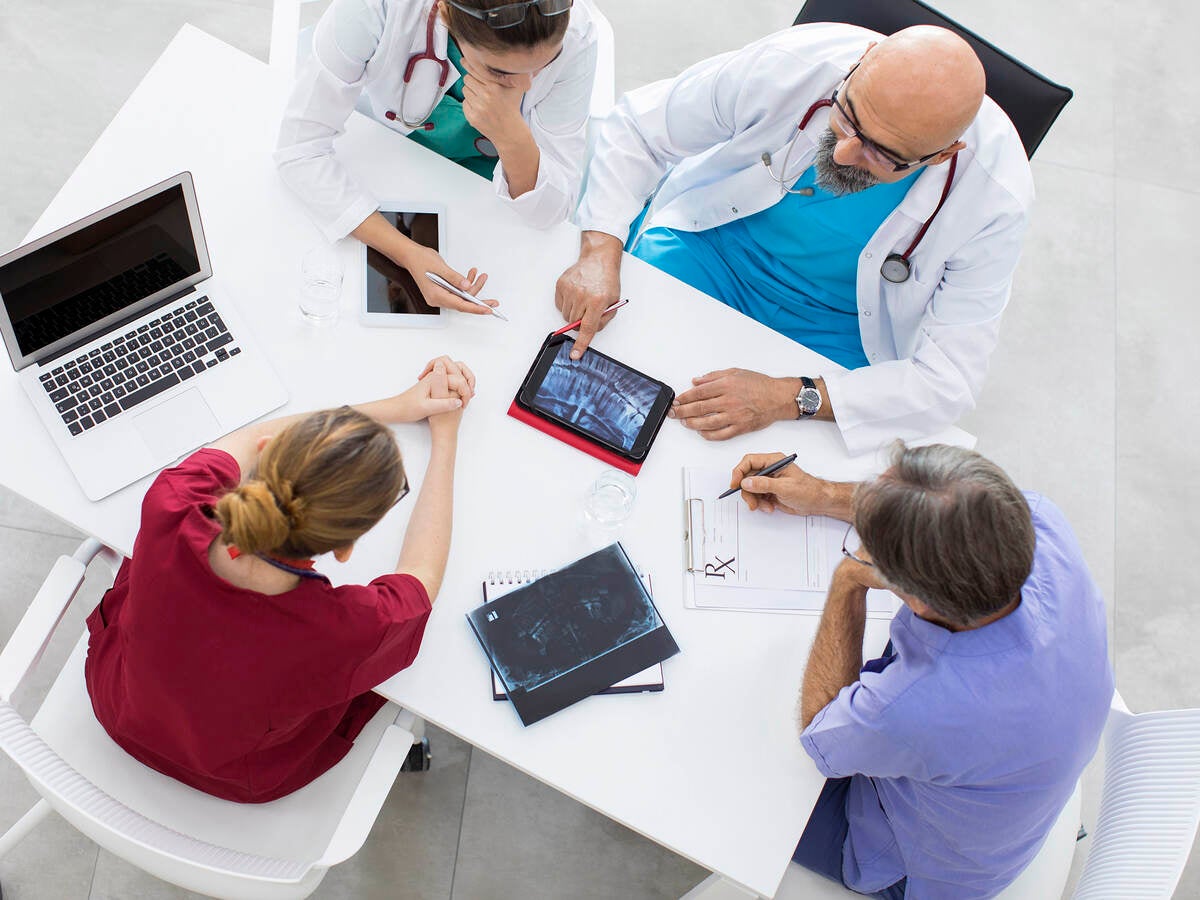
[85,356,473,803]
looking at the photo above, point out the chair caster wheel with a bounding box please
[401,736,432,772]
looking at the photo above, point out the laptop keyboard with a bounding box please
[37,296,241,436]
[15,253,189,352]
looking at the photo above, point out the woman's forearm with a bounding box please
[395,429,458,600]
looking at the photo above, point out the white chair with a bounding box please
[0,539,424,900]
[684,692,1200,900]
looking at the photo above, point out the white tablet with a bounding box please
[359,203,448,329]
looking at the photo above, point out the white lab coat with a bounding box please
[578,23,1034,456]
[275,0,598,241]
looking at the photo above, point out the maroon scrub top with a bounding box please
[85,449,432,803]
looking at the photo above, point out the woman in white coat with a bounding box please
[277,0,597,315]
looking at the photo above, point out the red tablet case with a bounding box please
[507,400,643,476]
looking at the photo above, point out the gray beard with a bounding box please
[812,128,880,195]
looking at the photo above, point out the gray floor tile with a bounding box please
[0,0,271,252]
[315,724,470,900]
[1112,176,1200,894]
[0,809,99,900]
[451,749,706,900]
[0,487,82,540]
[599,0,801,95]
[1113,1,1200,191]
[961,161,1116,607]
[932,0,1115,175]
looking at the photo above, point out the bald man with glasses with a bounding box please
[556,24,1033,456]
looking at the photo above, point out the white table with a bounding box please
[0,27,971,898]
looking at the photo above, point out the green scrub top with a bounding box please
[406,38,500,180]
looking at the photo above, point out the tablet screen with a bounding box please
[364,211,440,317]
[529,340,666,453]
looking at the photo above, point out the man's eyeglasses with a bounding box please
[829,64,950,173]
[446,0,573,29]
[841,524,874,568]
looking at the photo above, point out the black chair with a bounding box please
[793,0,1071,159]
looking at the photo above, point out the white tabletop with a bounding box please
[0,26,972,897]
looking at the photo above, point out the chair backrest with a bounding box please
[792,0,1072,159]
[1073,703,1200,898]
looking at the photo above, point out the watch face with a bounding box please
[798,387,821,416]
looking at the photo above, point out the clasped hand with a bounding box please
[387,356,477,426]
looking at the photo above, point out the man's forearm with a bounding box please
[799,572,867,728]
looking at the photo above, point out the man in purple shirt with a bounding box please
[729,444,1113,899]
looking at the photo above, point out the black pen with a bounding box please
[718,453,799,499]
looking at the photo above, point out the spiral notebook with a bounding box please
[484,569,665,700]
[467,543,679,726]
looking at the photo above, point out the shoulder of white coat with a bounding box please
[565,0,598,44]
[315,0,389,77]
[961,98,1035,212]
[745,22,883,69]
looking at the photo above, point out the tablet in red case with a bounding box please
[507,400,643,475]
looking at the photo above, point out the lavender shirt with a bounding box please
[801,493,1113,899]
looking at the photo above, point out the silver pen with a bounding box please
[424,271,509,321]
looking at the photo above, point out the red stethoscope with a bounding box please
[762,96,958,285]
[382,6,501,158]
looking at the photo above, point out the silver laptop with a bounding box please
[0,172,287,500]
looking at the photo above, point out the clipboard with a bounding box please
[681,467,899,618]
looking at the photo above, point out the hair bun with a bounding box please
[215,479,292,555]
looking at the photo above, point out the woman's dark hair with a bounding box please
[442,0,570,52]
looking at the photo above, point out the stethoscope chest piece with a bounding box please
[880,253,911,284]
[474,136,499,157]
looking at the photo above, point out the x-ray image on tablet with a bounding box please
[518,335,674,460]
[359,204,447,328]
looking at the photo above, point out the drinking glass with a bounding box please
[584,469,637,529]
[299,245,343,325]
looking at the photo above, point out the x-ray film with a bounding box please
[466,544,680,726]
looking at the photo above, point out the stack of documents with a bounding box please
[682,468,898,619]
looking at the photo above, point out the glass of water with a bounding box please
[584,469,638,531]
[299,245,343,325]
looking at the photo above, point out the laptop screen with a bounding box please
[0,180,204,366]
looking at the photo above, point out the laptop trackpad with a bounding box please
[133,389,219,461]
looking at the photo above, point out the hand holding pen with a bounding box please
[719,453,797,499]
[725,452,851,519]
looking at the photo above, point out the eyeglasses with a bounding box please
[841,524,874,568]
[392,481,411,508]
[446,0,573,29]
[829,64,950,173]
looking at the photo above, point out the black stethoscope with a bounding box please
[761,96,958,285]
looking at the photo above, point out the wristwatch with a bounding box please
[795,376,822,419]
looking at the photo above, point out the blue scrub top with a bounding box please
[630,165,918,370]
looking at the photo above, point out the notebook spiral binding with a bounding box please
[486,564,648,586]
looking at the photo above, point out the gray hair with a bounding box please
[853,444,1035,627]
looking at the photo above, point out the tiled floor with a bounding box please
[0,0,1196,897]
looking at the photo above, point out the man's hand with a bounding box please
[461,65,531,148]
[731,453,840,516]
[672,369,800,441]
[833,550,892,592]
[554,231,624,359]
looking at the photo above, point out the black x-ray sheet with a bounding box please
[466,543,680,726]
